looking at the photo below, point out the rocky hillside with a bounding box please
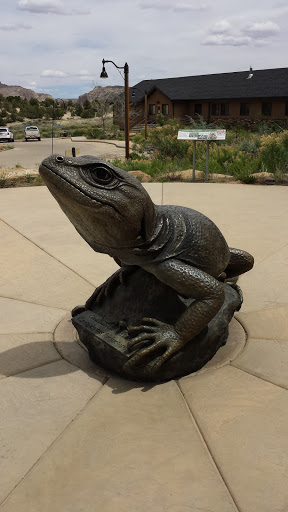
[78,86,124,105]
[0,82,53,101]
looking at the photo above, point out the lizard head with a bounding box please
[39,154,156,252]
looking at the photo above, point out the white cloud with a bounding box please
[17,0,90,15]
[78,70,91,76]
[203,34,251,46]
[41,69,67,77]
[73,70,94,81]
[173,3,208,11]
[17,0,66,14]
[204,17,281,47]
[242,21,280,38]
[0,23,32,30]
[139,0,208,11]
[140,1,166,10]
[210,19,232,34]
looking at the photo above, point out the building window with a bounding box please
[162,104,169,115]
[194,104,202,115]
[211,103,229,115]
[157,106,161,114]
[262,102,272,116]
[240,103,249,116]
[148,104,155,115]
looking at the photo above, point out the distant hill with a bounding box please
[0,82,53,101]
[77,85,124,105]
[0,82,124,104]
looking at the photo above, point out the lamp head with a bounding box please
[100,59,108,78]
[100,66,108,78]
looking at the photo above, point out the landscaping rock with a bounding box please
[0,168,38,178]
[128,170,152,182]
[209,173,234,181]
[157,169,204,181]
[156,170,235,182]
[251,172,275,183]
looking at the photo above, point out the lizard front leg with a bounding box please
[125,258,225,374]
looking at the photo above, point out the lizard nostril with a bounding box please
[56,156,65,163]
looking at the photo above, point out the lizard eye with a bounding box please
[92,167,113,183]
[90,166,112,183]
[80,164,118,187]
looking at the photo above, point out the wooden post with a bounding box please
[144,90,148,139]
[205,140,209,180]
[192,140,196,181]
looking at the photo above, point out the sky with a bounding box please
[1,0,288,99]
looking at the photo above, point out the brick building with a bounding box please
[129,67,288,127]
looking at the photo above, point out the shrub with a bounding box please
[259,131,288,173]
[156,113,166,126]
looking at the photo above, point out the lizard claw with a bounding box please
[124,318,184,374]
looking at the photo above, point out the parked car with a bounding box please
[25,126,41,141]
[0,127,14,142]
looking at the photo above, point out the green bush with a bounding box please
[259,131,288,173]
[156,113,166,126]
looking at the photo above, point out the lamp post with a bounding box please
[131,87,148,139]
[100,59,130,159]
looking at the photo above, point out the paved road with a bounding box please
[0,138,125,170]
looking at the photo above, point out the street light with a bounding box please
[100,58,130,159]
[131,87,148,139]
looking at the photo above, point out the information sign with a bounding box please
[177,129,226,141]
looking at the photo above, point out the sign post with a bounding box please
[177,129,226,181]
[192,140,196,181]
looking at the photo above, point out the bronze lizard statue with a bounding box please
[39,155,254,374]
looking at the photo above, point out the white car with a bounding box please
[25,126,41,141]
[0,127,14,142]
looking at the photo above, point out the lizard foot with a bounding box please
[124,318,185,375]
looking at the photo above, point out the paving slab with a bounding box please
[0,333,60,379]
[0,297,66,334]
[0,187,116,287]
[54,312,109,381]
[237,241,288,312]
[162,183,288,263]
[0,220,94,309]
[0,379,238,512]
[179,366,288,512]
[236,304,288,340]
[233,337,288,389]
[0,360,103,506]
[0,185,162,287]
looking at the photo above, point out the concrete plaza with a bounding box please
[0,182,287,512]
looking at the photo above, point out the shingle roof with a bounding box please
[130,67,288,102]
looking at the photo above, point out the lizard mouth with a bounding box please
[39,163,124,217]
[39,163,104,207]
